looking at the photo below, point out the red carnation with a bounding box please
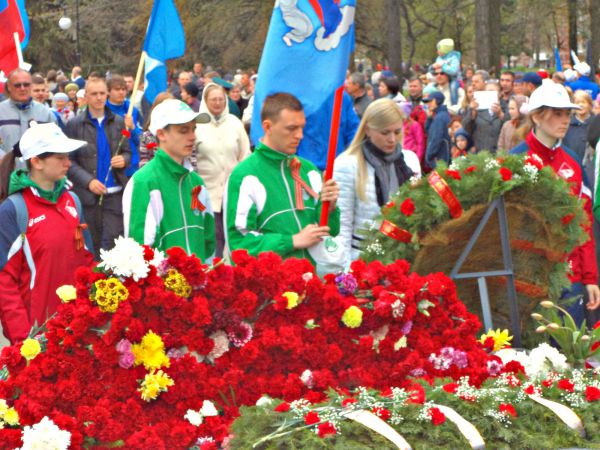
[274,402,291,412]
[465,165,477,173]
[304,411,321,425]
[443,383,458,394]
[317,421,337,438]
[428,407,446,425]
[121,129,132,138]
[146,141,158,150]
[502,360,526,376]
[499,167,513,181]
[342,398,357,407]
[585,386,600,402]
[372,406,391,421]
[557,379,575,392]
[445,169,461,180]
[400,198,415,216]
[561,214,576,225]
[499,403,517,417]
[594,320,600,329]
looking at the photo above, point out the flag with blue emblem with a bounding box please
[251,0,356,156]
[143,0,185,104]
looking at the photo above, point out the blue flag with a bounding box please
[251,0,356,166]
[143,0,185,104]
[16,0,28,49]
[554,47,562,72]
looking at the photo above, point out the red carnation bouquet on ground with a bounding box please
[0,238,492,449]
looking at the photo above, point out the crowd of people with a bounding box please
[1,37,600,344]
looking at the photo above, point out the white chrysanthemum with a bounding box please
[527,343,569,378]
[200,400,218,417]
[98,237,150,281]
[150,249,166,269]
[184,409,203,426]
[19,417,71,450]
[256,396,273,407]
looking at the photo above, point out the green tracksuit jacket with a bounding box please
[224,142,340,265]
[123,149,215,262]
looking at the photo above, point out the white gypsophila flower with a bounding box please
[20,416,71,450]
[448,161,459,171]
[485,158,500,170]
[300,369,314,389]
[184,409,203,426]
[200,400,218,417]
[409,175,420,185]
[365,240,384,255]
[98,236,150,281]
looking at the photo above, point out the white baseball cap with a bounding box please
[573,61,591,76]
[19,122,87,160]
[149,99,208,135]
[528,79,581,112]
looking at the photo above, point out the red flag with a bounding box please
[0,0,26,76]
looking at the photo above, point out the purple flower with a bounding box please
[118,351,135,369]
[487,359,503,376]
[409,368,427,377]
[452,350,468,369]
[335,273,358,295]
[400,321,413,335]
[115,339,131,354]
[167,348,184,359]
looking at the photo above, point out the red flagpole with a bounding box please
[319,85,344,226]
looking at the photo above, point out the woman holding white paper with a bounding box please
[461,82,503,153]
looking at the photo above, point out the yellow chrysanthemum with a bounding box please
[3,407,19,426]
[56,284,77,303]
[138,370,174,402]
[282,291,300,309]
[93,278,129,313]
[479,329,513,352]
[164,269,192,298]
[20,338,41,362]
[0,399,8,417]
[342,305,363,328]
[131,330,170,371]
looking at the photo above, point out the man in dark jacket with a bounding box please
[65,77,131,257]
[423,91,450,169]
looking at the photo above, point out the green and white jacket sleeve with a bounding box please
[224,174,296,257]
[123,177,161,247]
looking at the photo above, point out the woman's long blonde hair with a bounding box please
[342,98,404,202]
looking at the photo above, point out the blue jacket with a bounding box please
[567,76,599,99]
[425,104,451,168]
[106,99,143,176]
[297,91,359,171]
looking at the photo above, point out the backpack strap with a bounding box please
[6,192,29,235]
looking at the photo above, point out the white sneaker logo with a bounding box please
[28,214,46,227]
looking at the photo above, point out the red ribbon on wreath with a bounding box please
[428,171,463,218]
[379,220,412,242]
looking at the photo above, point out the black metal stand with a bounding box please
[449,196,521,347]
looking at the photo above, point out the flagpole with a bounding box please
[127,51,146,119]
[319,85,344,226]
[13,32,30,71]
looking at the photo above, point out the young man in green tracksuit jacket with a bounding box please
[224,93,340,265]
[122,99,215,262]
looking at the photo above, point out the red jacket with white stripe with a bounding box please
[0,187,94,344]
[511,131,598,286]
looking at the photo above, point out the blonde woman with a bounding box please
[333,98,421,266]
[563,90,594,160]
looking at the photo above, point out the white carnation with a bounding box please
[300,369,314,388]
[98,236,150,281]
[20,417,71,450]
[184,409,203,426]
[200,400,218,417]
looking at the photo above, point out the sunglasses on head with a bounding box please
[12,82,31,88]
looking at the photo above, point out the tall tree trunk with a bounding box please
[475,0,501,72]
[589,0,600,71]
[385,0,402,77]
[567,0,578,53]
